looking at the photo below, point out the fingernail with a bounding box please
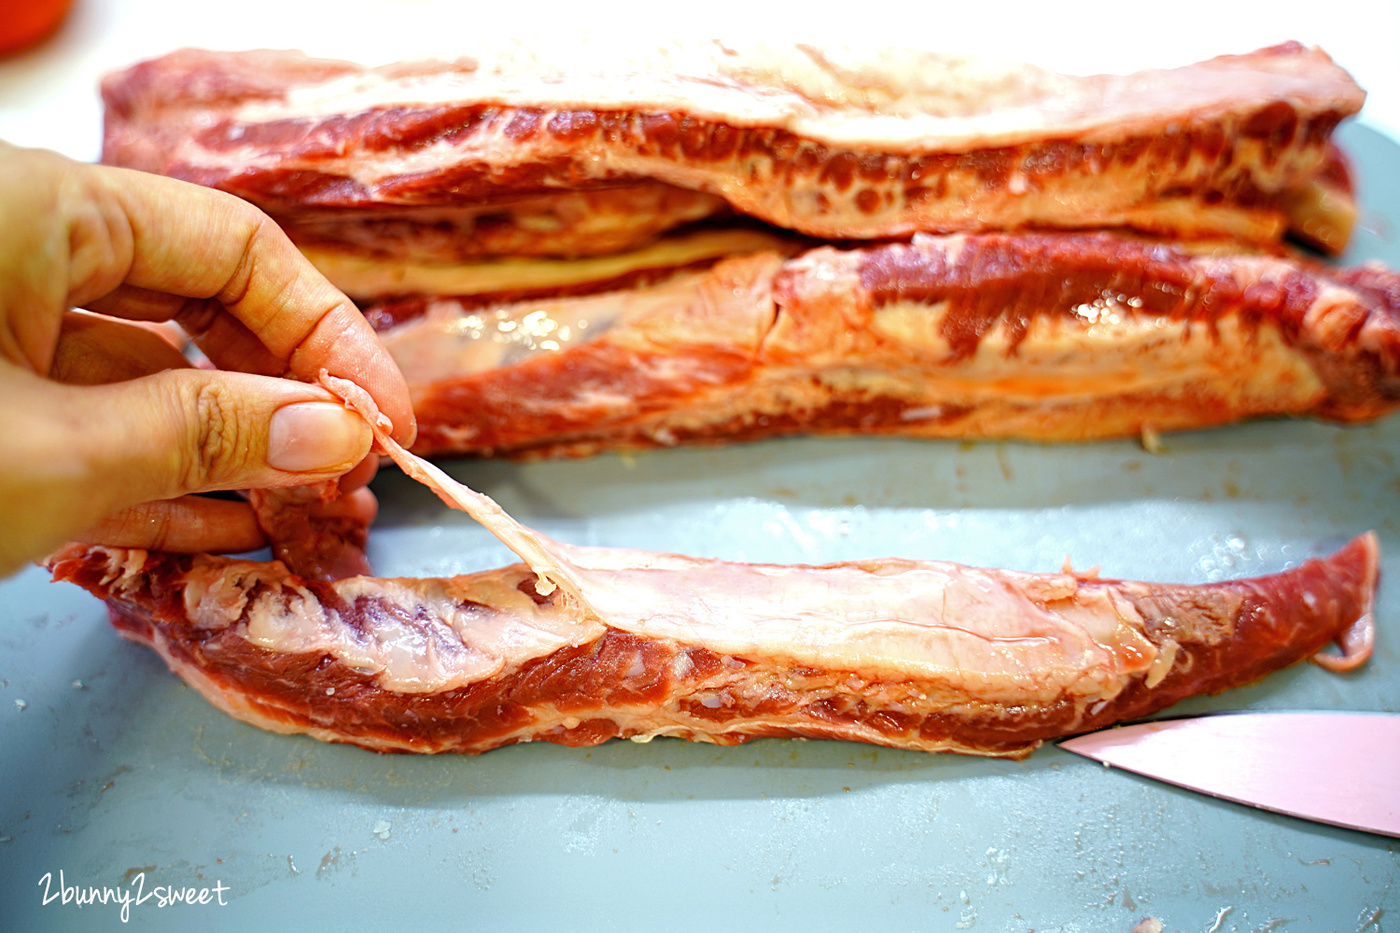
[267,402,370,473]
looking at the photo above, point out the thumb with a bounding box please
[66,368,371,510]
[3,366,373,574]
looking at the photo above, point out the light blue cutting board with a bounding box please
[2,122,1397,931]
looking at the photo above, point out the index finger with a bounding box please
[71,157,415,445]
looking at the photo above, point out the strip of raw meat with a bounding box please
[367,232,1400,458]
[99,42,1363,248]
[276,142,1356,268]
[45,531,1377,757]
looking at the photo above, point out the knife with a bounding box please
[1058,711,1400,837]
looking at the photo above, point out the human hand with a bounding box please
[0,141,415,576]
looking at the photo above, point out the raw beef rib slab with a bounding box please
[368,233,1400,458]
[100,41,1363,250]
[93,41,1391,457]
[46,534,1377,758]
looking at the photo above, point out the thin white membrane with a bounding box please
[319,373,591,606]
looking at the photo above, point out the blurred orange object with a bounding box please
[0,0,77,57]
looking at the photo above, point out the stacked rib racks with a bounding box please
[57,40,1389,755]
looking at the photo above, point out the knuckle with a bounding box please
[128,505,174,553]
[174,298,221,341]
[178,379,252,492]
[144,511,174,552]
[82,503,173,552]
[219,211,276,310]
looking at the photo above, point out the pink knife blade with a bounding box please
[1058,711,1400,837]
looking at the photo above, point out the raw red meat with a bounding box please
[46,532,1376,757]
